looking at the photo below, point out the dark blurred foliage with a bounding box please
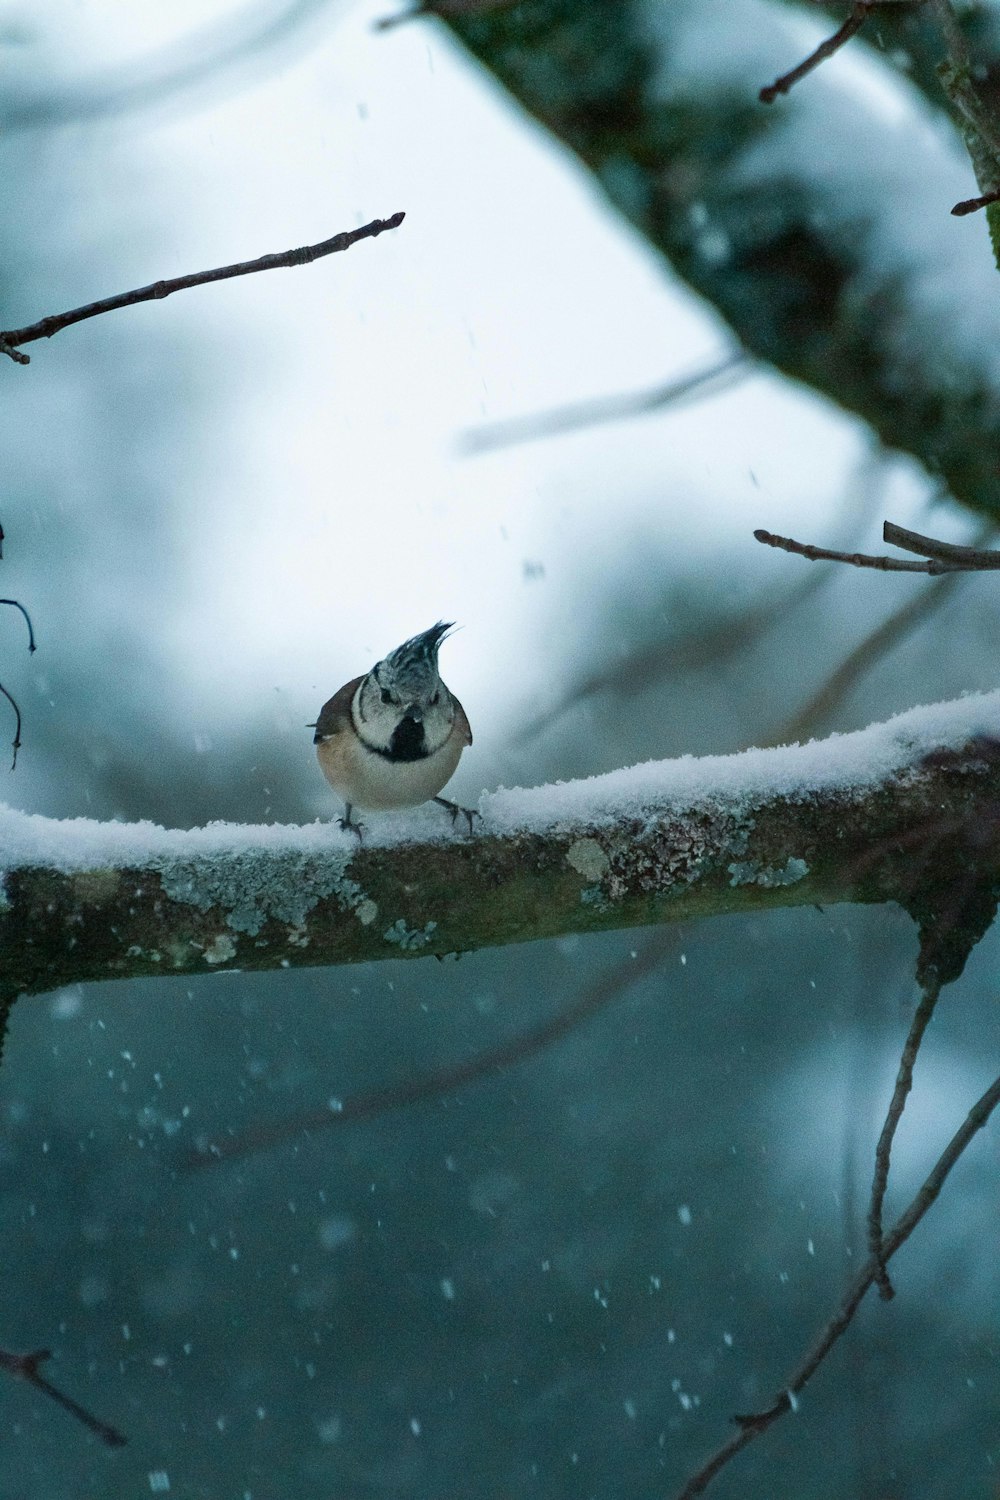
[1,8,1000,1500]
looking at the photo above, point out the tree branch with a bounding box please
[759,2,875,104]
[867,972,942,1299]
[0,1348,125,1447]
[675,1061,1000,1497]
[1,693,999,1023]
[756,520,1000,573]
[0,214,405,362]
[440,3,1000,524]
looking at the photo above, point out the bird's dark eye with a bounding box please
[430,692,440,706]
[381,687,394,705]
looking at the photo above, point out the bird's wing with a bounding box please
[313,675,364,743]
[450,691,473,746]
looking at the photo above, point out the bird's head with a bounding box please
[354,622,457,757]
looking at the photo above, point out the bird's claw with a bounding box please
[434,796,480,835]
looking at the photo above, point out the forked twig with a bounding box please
[867,974,943,1299]
[0,214,405,363]
[0,1347,125,1447]
[756,520,1000,575]
[675,1064,1000,1498]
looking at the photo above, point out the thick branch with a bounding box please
[1,694,999,1021]
[441,2,1000,523]
[0,214,405,361]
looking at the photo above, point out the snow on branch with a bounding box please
[2,692,1000,1015]
[441,0,1000,523]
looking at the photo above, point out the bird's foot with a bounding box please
[337,805,365,842]
[433,796,480,835]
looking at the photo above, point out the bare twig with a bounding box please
[675,1064,1000,1498]
[755,527,936,573]
[459,353,747,454]
[760,3,874,104]
[867,974,943,1299]
[0,214,405,362]
[756,521,1000,574]
[0,596,36,770]
[186,931,677,1169]
[0,598,37,653]
[882,519,1000,568]
[952,186,1000,215]
[0,1347,125,1447]
[0,680,23,772]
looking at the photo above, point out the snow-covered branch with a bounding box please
[442,0,1000,521]
[2,694,999,1024]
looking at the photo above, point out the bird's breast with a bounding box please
[317,723,465,810]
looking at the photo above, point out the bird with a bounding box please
[312,622,476,838]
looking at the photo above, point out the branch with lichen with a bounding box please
[2,695,999,1032]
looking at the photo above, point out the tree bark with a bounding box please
[2,697,998,1033]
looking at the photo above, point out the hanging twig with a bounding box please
[0,213,405,363]
[0,594,36,769]
[0,680,23,772]
[0,598,36,653]
[675,1064,1000,1498]
[0,1347,125,1447]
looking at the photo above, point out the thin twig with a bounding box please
[186,932,676,1168]
[755,527,939,573]
[867,974,943,1299]
[756,522,1000,574]
[760,3,874,104]
[0,680,22,771]
[882,519,1000,568]
[0,214,405,362]
[0,596,36,769]
[0,598,37,652]
[459,353,748,454]
[675,1065,1000,1498]
[952,186,1000,215]
[0,1348,125,1447]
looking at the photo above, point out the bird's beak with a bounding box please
[404,704,424,723]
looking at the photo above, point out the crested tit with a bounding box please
[313,622,475,836]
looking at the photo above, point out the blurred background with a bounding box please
[1,1,1000,1495]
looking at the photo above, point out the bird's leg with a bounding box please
[433,795,480,835]
[337,803,365,842]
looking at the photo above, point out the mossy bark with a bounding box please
[1,733,998,1037]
